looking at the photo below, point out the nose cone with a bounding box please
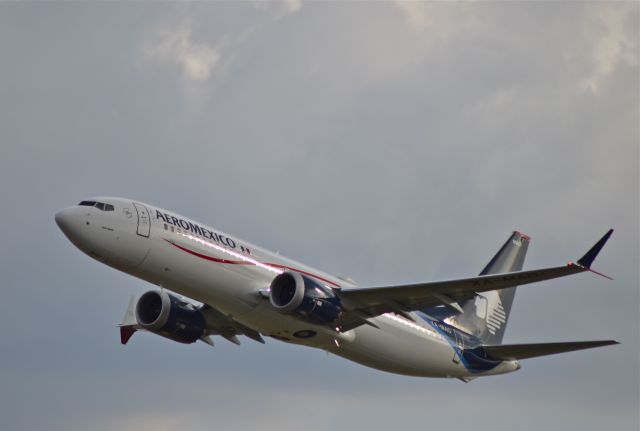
[55,208,71,233]
[55,209,67,230]
[55,207,84,242]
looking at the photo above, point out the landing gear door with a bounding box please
[133,203,150,238]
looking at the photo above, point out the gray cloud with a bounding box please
[0,2,637,430]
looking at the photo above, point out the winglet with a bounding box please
[118,295,139,345]
[577,229,613,269]
[120,326,137,345]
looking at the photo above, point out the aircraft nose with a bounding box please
[55,207,84,240]
[55,208,71,232]
[55,210,64,228]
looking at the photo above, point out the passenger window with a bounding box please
[170,226,174,232]
[164,224,168,231]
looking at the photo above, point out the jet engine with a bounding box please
[136,290,206,344]
[269,271,342,324]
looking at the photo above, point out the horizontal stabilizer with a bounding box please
[483,340,619,361]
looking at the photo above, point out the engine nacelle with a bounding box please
[269,271,342,324]
[136,290,206,344]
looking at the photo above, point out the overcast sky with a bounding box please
[0,2,638,430]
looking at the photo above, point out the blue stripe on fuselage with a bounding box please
[417,312,503,374]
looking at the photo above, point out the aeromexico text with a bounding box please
[155,210,250,253]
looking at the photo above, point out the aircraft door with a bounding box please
[133,202,151,237]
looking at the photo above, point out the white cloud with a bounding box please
[283,0,302,15]
[392,0,432,30]
[145,24,220,83]
[580,3,638,93]
[270,0,303,20]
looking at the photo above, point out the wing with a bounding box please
[199,304,266,345]
[118,295,265,346]
[334,229,613,331]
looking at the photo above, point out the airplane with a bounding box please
[55,197,618,381]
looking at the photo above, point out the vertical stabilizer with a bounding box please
[448,231,530,344]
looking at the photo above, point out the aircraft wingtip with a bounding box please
[119,326,137,345]
[576,229,614,269]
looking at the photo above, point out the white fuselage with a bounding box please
[55,197,518,378]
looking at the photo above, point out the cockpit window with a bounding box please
[78,201,114,211]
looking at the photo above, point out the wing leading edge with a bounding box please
[335,229,613,331]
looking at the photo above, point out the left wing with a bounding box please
[334,229,613,331]
[118,294,265,346]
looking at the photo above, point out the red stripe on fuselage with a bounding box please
[167,240,248,264]
[165,239,340,287]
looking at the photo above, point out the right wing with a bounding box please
[334,229,613,331]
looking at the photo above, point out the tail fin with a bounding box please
[448,231,530,344]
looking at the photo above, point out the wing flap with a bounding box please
[483,340,619,361]
[200,305,266,344]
